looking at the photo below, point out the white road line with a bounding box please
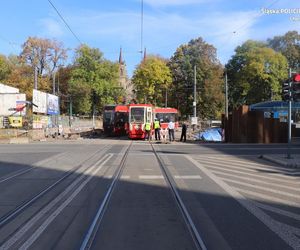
[120,175,130,179]
[201,157,300,176]
[0,167,35,184]
[220,177,300,200]
[174,175,202,179]
[253,201,300,221]
[211,170,300,192]
[202,160,298,180]
[207,164,298,185]
[1,154,113,250]
[234,188,300,208]
[139,175,164,179]
[196,156,298,173]
[185,155,300,250]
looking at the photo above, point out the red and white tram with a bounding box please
[128,104,153,139]
[153,107,179,129]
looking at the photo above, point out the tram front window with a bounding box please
[130,107,145,122]
[156,113,176,123]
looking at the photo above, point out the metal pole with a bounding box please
[225,71,228,119]
[69,96,72,127]
[165,87,168,108]
[287,68,292,159]
[193,65,197,118]
[52,71,56,94]
[34,66,38,89]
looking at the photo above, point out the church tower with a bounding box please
[118,47,133,101]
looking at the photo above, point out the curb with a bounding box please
[260,155,300,168]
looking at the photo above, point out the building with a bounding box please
[118,48,134,102]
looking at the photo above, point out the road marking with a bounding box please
[253,201,300,221]
[202,160,298,180]
[1,154,113,250]
[220,177,300,199]
[174,175,202,179]
[211,169,300,192]
[120,175,130,179]
[234,188,299,208]
[139,175,164,179]
[207,164,298,185]
[185,155,300,250]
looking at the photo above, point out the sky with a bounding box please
[0,0,300,77]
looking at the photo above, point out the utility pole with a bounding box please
[34,66,38,89]
[225,71,228,119]
[165,87,168,108]
[193,65,197,118]
[287,68,292,159]
[52,71,56,94]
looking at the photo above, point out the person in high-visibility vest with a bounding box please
[145,121,152,141]
[154,118,161,141]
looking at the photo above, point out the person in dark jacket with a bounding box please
[180,122,187,142]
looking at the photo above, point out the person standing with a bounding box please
[154,118,161,141]
[145,121,152,141]
[180,122,187,142]
[168,119,175,142]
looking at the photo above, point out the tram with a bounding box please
[103,104,128,136]
[153,107,179,129]
[128,104,153,139]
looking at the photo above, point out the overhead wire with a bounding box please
[47,0,83,45]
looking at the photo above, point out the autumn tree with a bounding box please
[131,55,172,106]
[268,31,300,69]
[226,40,288,108]
[0,54,11,81]
[168,37,224,119]
[69,44,121,114]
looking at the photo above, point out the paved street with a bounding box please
[0,139,299,249]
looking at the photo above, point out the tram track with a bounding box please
[0,145,112,229]
[0,145,116,249]
[150,142,207,250]
[81,141,206,250]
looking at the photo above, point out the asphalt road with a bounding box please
[0,139,299,249]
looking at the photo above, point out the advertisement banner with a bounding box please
[8,116,22,127]
[0,93,26,116]
[32,89,47,114]
[47,94,59,115]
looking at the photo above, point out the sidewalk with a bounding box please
[261,154,300,168]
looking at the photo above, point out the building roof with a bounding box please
[250,101,300,111]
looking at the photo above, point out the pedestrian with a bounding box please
[168,119,175,142]
[154,118,161,141]
[145,120,152,141]
[180,121,187,142]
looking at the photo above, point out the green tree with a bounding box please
[226,40,288,108]
[69,44,121,114]
[268,31,300,69]
[0,54,11,81]
[131,55,172,106]
[168,37,224,119]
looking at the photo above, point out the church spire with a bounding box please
[143,47,147,61]
[119,47,124,64]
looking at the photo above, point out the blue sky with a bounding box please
[0,0,300,76]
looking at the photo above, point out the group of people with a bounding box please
[145,119,187,143]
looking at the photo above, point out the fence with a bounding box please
[0,115,103,140]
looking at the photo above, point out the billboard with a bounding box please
[32,89,47,114]
[47,93,59,115]
[0,93,26,116]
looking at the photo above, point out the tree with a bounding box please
[168,37,224,119]
[131,55,172,106]
[0,54,11,81]
[69,44,121,114]
[226,40,288,108]
[20,37,67,76]
[268,31,300,69]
